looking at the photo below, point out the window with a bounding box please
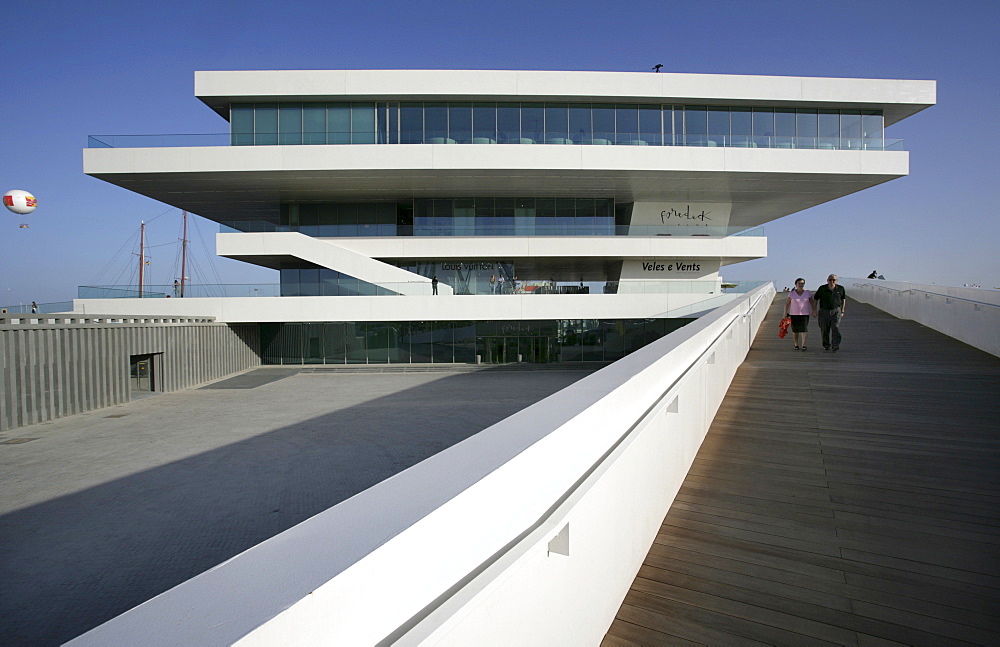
[449,103,472,142]
[592,104,615,144]
[473,103,497,142]
[303,104,326,144]
[544,103,569,143]
[351,103,375,144]
[774,109,796,148]
[707,107,730,147]
[818,109,839,148]
[231,102,883,151]
[862,111,883,150]
[730,108,752,147]
[400,103,423,143]
[279,104,302,145]
[841,110,862,149]
[497,103,520,143]
[616,104,639,145]
[796,109,818,148]
[327,103,351,144]
[254,103,278,145]
[231,104,254,146]
[425,103,448,141]
[684,106,707,146]
[639,106,662,146]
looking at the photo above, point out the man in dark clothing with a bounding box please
[813,274,846,351]
[431,275,439,295]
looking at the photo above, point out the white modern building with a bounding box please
[81,70,935,364]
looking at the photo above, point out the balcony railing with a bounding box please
[0,301,74,315]
[78,281,768,299]
[88,133,904,151]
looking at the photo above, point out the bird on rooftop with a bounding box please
[652,64,663,73]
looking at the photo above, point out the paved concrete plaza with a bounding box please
[0,365,597,646]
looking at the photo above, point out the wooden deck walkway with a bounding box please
[604,298,1000,646]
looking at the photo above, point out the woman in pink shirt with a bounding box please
[784,277,816,350]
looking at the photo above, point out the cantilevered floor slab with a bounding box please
[605,299,1000,646]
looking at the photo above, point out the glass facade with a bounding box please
[280,266,397,296]
[231,102,884,150]
[268,198,619,237]
[259,318,693,365]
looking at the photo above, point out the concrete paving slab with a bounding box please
[0,366,595,646]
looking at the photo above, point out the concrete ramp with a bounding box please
[217,232,452,296]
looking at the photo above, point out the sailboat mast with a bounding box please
[138,221,146,298]
[180,211,188,298]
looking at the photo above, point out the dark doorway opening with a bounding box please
[129,354,158,392]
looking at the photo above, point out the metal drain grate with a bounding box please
[2,438,39,444]
[104,414,128,418]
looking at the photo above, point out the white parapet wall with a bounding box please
[847,278,1000,358]
[66,283,775,647]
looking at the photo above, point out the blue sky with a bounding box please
[2,0,998,306]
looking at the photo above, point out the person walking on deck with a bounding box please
[784,278,815,350]
[813,274,846,351]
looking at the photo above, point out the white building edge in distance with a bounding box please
[81,69,935,364]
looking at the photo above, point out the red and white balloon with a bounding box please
[4,190,37,215]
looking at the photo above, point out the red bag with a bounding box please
[778,317,791,339]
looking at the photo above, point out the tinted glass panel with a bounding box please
[303,104,326,144]
[774,108,795,146]
[569,105,591,143]
[615,104,639,144]
[497,103,520,143]
[449,103,472,142]
[425,103,448,140]
[707,107,729,146]
[684,106,707,146]
[473,103,497,141]
[327,103,351,144]
[231,104,254,145]
[592,104,614,143]
[400,103,423,143]
[752,109,774,142]
[841,110,862,149]
[862,111,883,149]
[521,104,544,143]
[279,104,302,145]
[254,103,278,145]
[639,106,661,145]
[544,103,568,142]
[351,103,375,144]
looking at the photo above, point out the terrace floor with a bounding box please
[604,298,1000,646]
[0,364,598,646]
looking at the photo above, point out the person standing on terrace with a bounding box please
[784,278,815,350]
[813,274,847,351]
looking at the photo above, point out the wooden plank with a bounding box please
[604,299,1000,646]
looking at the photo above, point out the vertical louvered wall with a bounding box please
[0,321,260,432]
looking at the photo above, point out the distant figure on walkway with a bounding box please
[783,278,815,350]
[431,275,438,295]
[498,274,505,293]
[867,270,878,279]
[31,301,37,313]
[813,274,846,352]
[489,274,497,294]
[173,279,181,297]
